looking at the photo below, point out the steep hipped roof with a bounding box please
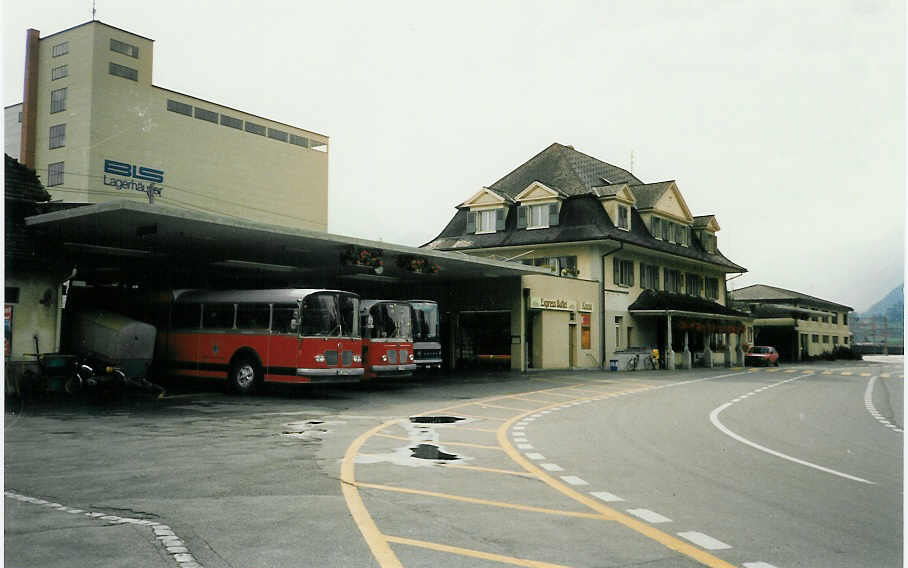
[423,195,747,273]
[5,154,50,202]
[488,143,642,198]
[729,284,853,311]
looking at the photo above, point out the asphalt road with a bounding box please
[4,357,903,568]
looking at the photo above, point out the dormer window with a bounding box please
[466,208,506,234]
[477,210,497,234]
[617,205,629,230]
[528,204,550,229]
[701,232,717,253]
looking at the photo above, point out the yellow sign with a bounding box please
[529,297,577,311]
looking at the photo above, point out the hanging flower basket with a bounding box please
[341,246,384,269]
[397,255,440,274]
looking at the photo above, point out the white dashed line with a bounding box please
[525,453,545,460]
[626,508,672,523]
[5,490,204,566]
[590,491,624,502]
[539,463,563,472]
[743,562,779,568]
[560,476,588,486]
[517,443,534,449]
[677,531,732,550]
[709,373,876,485]
[864,376,903,433]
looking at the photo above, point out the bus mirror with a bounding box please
[290,318,298,331]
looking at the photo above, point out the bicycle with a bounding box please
[625,353,640,371]
[643,355,657,370]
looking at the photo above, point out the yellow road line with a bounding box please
[385,535,570,568]
[841,372,853,376]
[822,371,833,375]
[767,369,780,373]
[562,386,610,394]
[881,373,891,378]
[509,396,562,404]
[440,463,540,478]
[341,419,404,568]
[538,391,581,399]
[784,369,798,373]
[496,415,737,568]
[456,413,509,422]
[476,402,535,412]
[530,377,584,385]
[457,426,500,434]
[356,482,611,520]
[373,433,503,451]
[860,372,872,377]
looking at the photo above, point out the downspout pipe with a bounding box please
[599,242,624,369]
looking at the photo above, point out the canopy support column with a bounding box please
[665,312,675,370]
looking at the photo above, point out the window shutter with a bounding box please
[496,208,506,231]
[465,211,476,234]
[613,258,619,285]
[630,261,635,287]
[549,203,560,226]
[517,205,528,228]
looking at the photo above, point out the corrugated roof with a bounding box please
[629,290,750,317]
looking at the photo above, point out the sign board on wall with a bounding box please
[529,297,577,311]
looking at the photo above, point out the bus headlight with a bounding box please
[409,353,414,361]
[353,354,362,363]
[381,354,388,362]
[314,354,326,363]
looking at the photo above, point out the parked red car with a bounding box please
[745,346,780,367]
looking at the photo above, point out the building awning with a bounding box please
[24,199,553,284]
[629,290,751,321]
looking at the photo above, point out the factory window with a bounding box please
[51,64,68,80]
[194,107,218,124]
[290,134,309,147]
[52,42,69,57]
[268,128,288,142]
[812,334,819,343]
[50,88,67,113]
[822,335,829,343]
[108,62,138,81]
[309,140,328,152]
[166,99,192,116]
[220,114,243,129]
[47,162,64,186]
[110,38,139,58]
[245,121,266,136]
[49,124,66,149]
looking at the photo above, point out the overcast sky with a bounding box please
[3,1,904,312]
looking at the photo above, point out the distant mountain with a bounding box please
[862,284,903,320]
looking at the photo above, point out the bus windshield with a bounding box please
[366,302,412,339]
[300,292,360,337]
[411,302,439,342]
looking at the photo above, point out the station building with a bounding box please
[424,143,751,371]
[729,284,853,361]
[8,20,329,230]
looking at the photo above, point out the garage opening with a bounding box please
[456,310,511,370]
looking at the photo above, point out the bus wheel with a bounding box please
[229,358,258,395]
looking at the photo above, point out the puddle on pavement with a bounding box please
[409,416,464,424]
[410,444,459,460]
[280,419,345,440]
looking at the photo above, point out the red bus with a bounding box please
[162,289,363,393]
[360,300,416,379]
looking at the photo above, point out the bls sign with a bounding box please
[103,159,164,183]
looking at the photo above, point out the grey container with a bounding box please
[69,310,157,378]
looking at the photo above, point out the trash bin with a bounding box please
[609,359,618,371]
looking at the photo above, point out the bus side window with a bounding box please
[203,303,235,329]
[272,304,299,334]
[173,303,201,329]
[236,303,270,330]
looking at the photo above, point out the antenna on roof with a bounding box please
[92,0,97,20]
[629,150,635,173]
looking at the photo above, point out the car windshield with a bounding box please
[750,346,770,354]
[411,302,440,342]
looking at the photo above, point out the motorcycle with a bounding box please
[65,354,164,398]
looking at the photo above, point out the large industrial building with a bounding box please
[7,20,329,230]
